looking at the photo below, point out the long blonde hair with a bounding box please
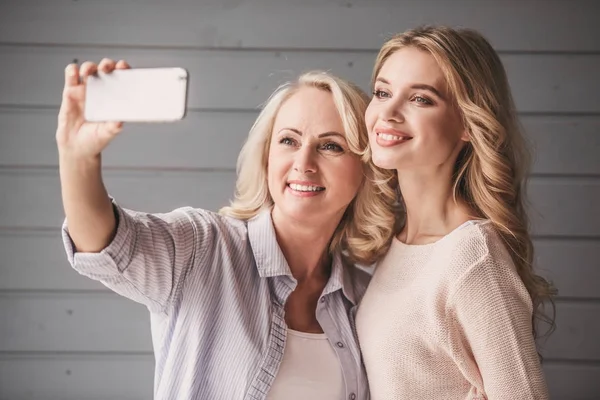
[372,26,556,338]
[220,71,398,265]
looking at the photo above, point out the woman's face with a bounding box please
[268,86,363,226]
[365,46,468,174]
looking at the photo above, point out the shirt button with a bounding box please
[349,394,356,400]
[320,297,326,303]
[336,341,344,348]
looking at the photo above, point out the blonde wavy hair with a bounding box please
[372,26,556,338]
[220,71,398,265]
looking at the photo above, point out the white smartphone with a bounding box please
[84,67,189,122]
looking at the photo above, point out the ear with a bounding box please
[460,129,470,142]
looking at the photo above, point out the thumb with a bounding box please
[94,121,124,148]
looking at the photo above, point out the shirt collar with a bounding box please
[247,208,358,305]
[323,251,358,306]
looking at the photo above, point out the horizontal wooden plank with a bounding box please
[0,0,598,52]
[534,239,600,299]
[0,295,597,364]
[0,293,152,353]
[544,362,600,400]
[2,110,599,176]
[0,354,153,400]
[0,231,106,291]
[1,232,598,301]
[0,45,365,111]
[527,178,600,237]
[539,301,600,361]
[0,169,236,230]
[1,46,600,113]
[1,170,598,237]
[501,54,600,114]
[0,108,250,170]
[522,116,600,176]
[1,355,596,400]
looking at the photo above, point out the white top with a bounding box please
[356,220,549,400]
[267,329,344,400]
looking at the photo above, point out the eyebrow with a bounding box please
[281,128,346,139]
[376,77,445,100]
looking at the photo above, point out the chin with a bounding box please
[371,152,399,171]
[283,208,322,224]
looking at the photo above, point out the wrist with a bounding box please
[58,151,102,175]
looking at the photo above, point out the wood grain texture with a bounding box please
[1,0,598,52]
[1,46,600,113]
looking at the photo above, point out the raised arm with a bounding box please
[57,58,128,252]
[56,59,217,313]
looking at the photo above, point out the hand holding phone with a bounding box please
[56,59,189,162]
[57,59,128,161]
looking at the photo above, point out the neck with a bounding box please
[397,165,474,245]
[271,208,343,282]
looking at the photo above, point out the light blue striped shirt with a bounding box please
[62,200,371,400]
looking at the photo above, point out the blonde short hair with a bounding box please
[220,71,397,265]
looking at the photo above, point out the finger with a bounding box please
[115,59,131,70]
[101,121,124,141]
[59,85,83,123]
[64,63,80,89]
[98,58,117,73]
[80,61,98,79]
[107,121,124,132]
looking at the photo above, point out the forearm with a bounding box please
[59,152,116,253]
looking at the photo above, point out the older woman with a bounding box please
[56,59,396,400]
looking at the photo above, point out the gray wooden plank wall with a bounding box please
[0,1,599,399]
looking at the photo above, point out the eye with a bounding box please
[279,137,296,146]
[321,142,344,153]
[372,90,390,99]
[412,95,433,105]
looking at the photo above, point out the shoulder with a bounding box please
[161,206,249,237]
[345,261,373,303]
[444,221,528,305]
[115,200,250,246]
[421,220,519,297]
[443,220,512,273]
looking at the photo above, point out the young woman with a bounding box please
[356,26,556,399]
[56,59,396,399]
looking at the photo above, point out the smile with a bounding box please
[288,183,325,192]
[376,131,413,147]
[378,132,411,141]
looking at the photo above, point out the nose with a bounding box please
[293,143,318,174]
[379,98,405,123]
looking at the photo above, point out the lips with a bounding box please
[286,180,325,194]
[287,183,325,192]
[378,132,411,141]
[374,127,413,147]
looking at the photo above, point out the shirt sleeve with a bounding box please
[61,198,218,313]
[447,252,550,400]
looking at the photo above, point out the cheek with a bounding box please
[266,148,287,188]
[334,158,363,194]
[267,156,285,184]
[415,113,454,143]
[421,108,464,140]
[364,103,377,130]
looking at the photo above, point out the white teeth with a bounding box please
[378,132,409,141]
[289,183,323,192]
